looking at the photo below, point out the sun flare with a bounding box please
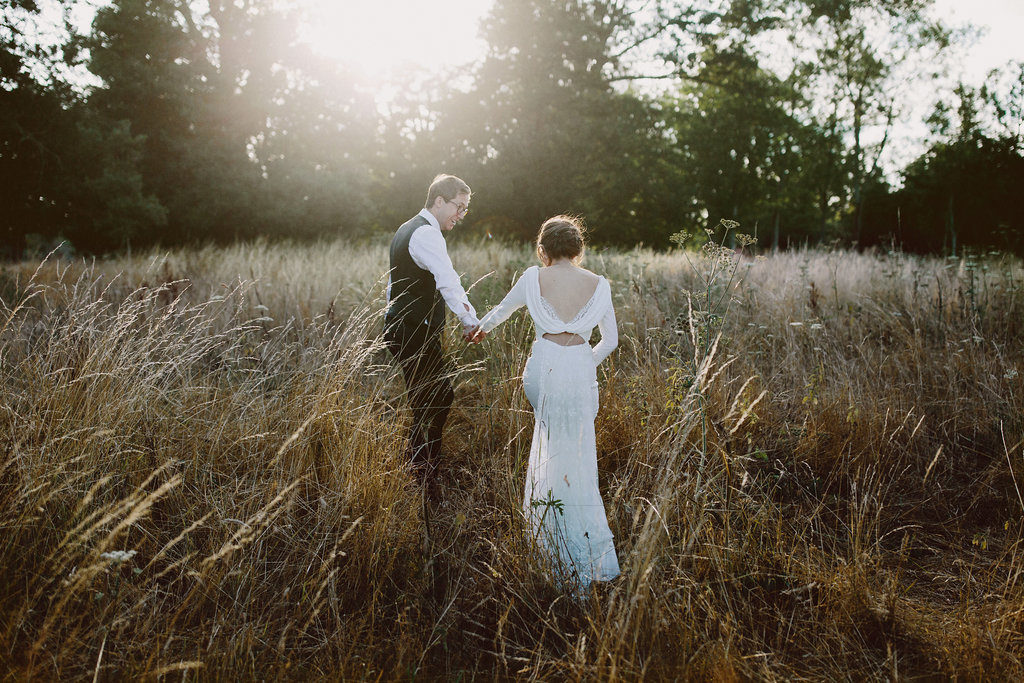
[302,0,489,81]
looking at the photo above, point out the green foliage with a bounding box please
[862,73,1024,255]
[0,0,1022,256]
[61,114,168,249]
[663,45,827,246]
[83,0,380,246]
[1,1,166,254]
[898,133,1024,255]
[438,0,683,245]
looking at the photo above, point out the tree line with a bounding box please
[2,0,1021,257]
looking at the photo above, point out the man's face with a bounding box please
[437,192,470,232]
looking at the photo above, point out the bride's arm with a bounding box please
[477,270,529,335]
[592,305,618,365]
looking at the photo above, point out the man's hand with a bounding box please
[460,303,480,343]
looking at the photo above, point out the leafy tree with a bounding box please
[205,1,378,239]
[87,0,260,243]
[893,80,1024,255]
[437,0,682,246]
[1,0,164,255]
[86,0,378,246]
[792,0,949,243]
[647,0,949,244]
[1,0,1008,257]
[663,44,830,248]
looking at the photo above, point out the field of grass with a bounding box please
[1,239,1022,679]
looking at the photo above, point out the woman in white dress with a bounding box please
[472,216,620,589]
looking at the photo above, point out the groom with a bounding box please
[384,174,477,492]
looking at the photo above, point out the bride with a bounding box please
[471,215,620,589]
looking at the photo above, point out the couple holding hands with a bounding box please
[383,174,620,590]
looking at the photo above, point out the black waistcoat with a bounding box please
[387,214,445,333]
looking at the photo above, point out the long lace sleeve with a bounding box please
[592,304,618,366]
[478,270,530,333]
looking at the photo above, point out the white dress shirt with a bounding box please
[386,208,479,327]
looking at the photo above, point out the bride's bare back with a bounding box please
[537,263,601,345]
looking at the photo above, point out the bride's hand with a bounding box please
[462,324,479,343]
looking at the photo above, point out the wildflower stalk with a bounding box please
[668,219,757,543]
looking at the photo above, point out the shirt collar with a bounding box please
[417,208,440,231]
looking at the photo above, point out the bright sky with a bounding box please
[304,0,489,79]
[302,0,1023,86]
[932,0,1024,84]
[38,0,1023,87]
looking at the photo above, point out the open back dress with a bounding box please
[478,266,620,588]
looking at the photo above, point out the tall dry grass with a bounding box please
[1,240,1022,679]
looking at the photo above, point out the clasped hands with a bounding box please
[461,324,487,344]
[460,304,486,343]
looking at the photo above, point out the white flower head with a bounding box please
[789,322,804,327]
[100,550,137,564]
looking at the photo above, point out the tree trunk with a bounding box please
[946,194,956,257]
[852,89,864,246]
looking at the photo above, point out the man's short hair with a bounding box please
[425,174,471,209]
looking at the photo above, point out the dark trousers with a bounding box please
[384,319,454,485]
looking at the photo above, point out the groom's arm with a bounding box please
[408,228,479,327]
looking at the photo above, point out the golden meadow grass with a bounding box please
[1,240,1022,679]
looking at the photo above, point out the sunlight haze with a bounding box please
[39,1,1023,88]
[296,0,1022,87]
[302,0,489,79]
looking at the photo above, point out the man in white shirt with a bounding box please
[384,174,478,494]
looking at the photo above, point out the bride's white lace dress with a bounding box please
[479,266,620,588]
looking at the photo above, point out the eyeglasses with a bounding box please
[445,199,469,217]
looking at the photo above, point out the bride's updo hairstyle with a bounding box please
[536,215,586,264]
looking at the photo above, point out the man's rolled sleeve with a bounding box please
[409,227,479,327]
